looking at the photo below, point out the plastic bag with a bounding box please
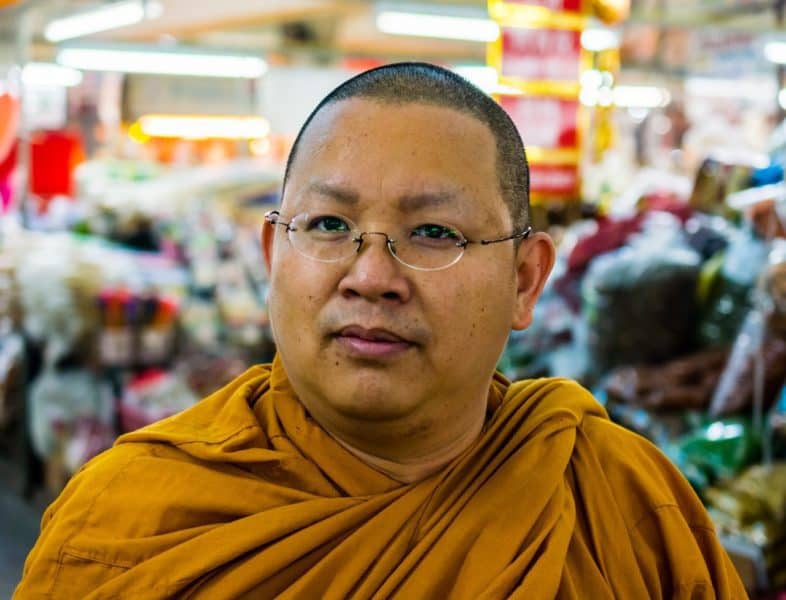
[28,368,114,470]
[604,347,728,411]
[664,418,760,492]
[581,212,702,375]
[705,462,786,551]
[698,226,770,347]
[710,239,786,418]
[0,332,23,430]
[119,370,197,433]
[708,310,786,417]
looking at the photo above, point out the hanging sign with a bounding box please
[500,27,582,83]
[530,164,581,196]
[499,95,579,150]
[0,93,20,163]
[502,0,583,12]
[490,0,586,202]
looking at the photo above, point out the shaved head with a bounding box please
[283,62,531,230]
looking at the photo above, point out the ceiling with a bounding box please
[1,0,491,64]
[1,0,782,73]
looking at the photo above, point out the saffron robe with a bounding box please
[15,357,747,599]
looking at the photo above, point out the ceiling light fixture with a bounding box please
[376,4,499,43]
[136,115,271,140]
[44,0,163,43]
[580,27,620,52]
[451,65,523,96]
[613,85,670,108]
[764,41,786,64]
[22,63,83,87]
[56,46,267,79]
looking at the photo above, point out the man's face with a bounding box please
[264,98,543,447]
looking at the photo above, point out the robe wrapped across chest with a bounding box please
[15,356,746,599]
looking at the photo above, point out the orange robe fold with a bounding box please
[15,357,746,599]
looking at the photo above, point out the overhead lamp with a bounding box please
[685,76,776,102]
[56,46,267,79]
[136,115,271,140]
[452,66,498,93]
[764,41,786,64]
[613,86,670,108]
[376,4,499,43]
[580,26,620,52]
[22,63,83,87]
[44,0,163,43]
[451,65,523,96]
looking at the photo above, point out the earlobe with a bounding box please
[511,232,556,330]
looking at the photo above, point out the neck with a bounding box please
[328,414,485,484]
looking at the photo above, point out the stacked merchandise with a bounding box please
[499,146,786,594]
[0,159,280,494]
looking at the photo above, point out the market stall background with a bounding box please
[2,0,786,597]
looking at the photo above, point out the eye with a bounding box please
[306,215,351,233]
[410,224,463,244]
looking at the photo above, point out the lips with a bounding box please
[338,326,409,343]
[335,325,414,359]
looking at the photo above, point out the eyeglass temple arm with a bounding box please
[476,226,533,246]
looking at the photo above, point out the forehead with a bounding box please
[284,98,505,223]
[293,98,496,169]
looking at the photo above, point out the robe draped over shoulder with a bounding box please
[15,356,747,599]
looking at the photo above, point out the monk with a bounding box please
[15,63,746,599]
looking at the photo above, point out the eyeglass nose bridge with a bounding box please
[352,231,398,256]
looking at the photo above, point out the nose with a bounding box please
[338,232,411,303]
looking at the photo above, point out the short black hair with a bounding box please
[282,62,530,229]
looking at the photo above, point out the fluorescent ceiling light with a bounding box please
[613,85,670,108]
[453,66,497,89]
[137,115,271,140]
[452,65,523,96]
[22,63,83,87]
[581,85,670,108]
[45,0,163,43]
[764,41,786,64]
[56,47,267,78]
[376,11,499,42]
[580,27,620,52]
[452,65,498,93]
[685,76,776,101]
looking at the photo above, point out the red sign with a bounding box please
[501,28,581,82]
[503,0,582,12]
[530,164,580,196]
[0,94,19,164]
[499,95,578,150]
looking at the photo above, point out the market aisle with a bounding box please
[0,486,40,598]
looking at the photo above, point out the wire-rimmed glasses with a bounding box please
[265,210,531,272]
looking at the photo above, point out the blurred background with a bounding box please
[2,0,786,597]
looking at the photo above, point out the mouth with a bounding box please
[334,325,415,359]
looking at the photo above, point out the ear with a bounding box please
[261,217,276,275]
[511,232,556,330]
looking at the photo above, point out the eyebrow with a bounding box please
[304,181,467,212]
[398,190,459,212]
[305,182,359,205]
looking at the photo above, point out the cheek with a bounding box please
[268,255,337,339]
[429,269,515,348]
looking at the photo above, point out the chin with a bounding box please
[327,378,423,423]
